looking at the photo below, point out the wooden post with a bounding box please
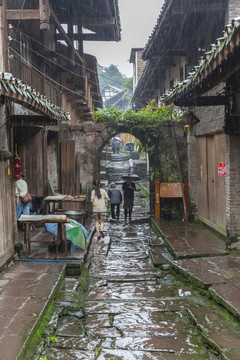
[155,179,160,219]
[170,111,188,221]
[184,178,189,215]
[39,0,50,31]
[0,0,9,71]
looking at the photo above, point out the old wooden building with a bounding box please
[132,0,240,241]
[0,0,121,267]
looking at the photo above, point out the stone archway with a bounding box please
[60,120,187,215]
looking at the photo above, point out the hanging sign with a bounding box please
[218,163,226,176]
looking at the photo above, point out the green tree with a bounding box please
[122,77,133,105]
[98,64,126,88]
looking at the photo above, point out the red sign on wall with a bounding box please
[218,163,226,176]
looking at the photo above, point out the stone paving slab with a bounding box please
[114,334,203,352]
[83,298,191,314]
[98,349,211,359]
[203,332,240,360]
[153,219,228,258]
[84,282,179,301]
[46,348,95,359]
[51,336,100,350]
[170,256,240,318]
[153,219,240,322]
[0,261,65,360]
[149,247,170,265]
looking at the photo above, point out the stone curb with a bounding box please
[17,264,67,360]
[83,227,96,263]
[186,308,229,360]
[150,219,178,258]
[169,260,240,323]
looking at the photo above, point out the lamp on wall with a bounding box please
[179,111,200,132]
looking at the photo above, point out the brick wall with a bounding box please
[228,0,240,23]
[136,51,145,82]
[225,135,240,241]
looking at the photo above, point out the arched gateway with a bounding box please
[60,120,187,215]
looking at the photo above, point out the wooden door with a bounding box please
[197,134,226,233]
[60,140,75,196]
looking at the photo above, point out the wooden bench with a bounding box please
[155,179,189,218]
[18,214,69,255]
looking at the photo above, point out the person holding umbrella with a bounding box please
[122,176,136,223]
[91,180,110,239]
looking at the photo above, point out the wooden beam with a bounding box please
[39,0,50,30]
[9,115,58,126]
[50,6,83,64]
[0,2,9,71]
[6,9,40,20]
[172,3,226,15]
[82,33,110,41]
[176,96,227,107]
[73,17,115,26]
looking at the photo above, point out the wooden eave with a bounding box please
[142,0,226,61]
[132,58,167,105]
[51,0,121,42]
[0,74,70,122]
[166,18,240,107]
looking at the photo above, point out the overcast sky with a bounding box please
[83,0,164,78]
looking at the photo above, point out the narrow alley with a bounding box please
[34,194,240,360]
[32,148,240,360]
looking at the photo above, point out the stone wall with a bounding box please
[61,122,117,198]
[225,135,240,242]
[228,0,240,23]
[136,50,145,82]
[62,120,187,216]
[187,132,197,215]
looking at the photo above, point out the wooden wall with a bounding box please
[0,159,18,266]
[60,140,82,210]
[14,126,48,196]
[197,133,226,233]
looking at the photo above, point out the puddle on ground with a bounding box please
[29,179,239,360]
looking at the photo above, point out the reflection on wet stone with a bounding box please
[36,152,240,360]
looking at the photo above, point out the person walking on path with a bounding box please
[108,182,122,220]
[91,180,110,239]
[15,173,31,219]
[122,176,136,223]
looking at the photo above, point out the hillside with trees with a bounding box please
[98,64,133,110]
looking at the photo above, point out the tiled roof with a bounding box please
[0,72,71,121]
[166,17,240,104]
[142,0,172,60]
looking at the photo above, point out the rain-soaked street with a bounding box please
[34,150,240,360]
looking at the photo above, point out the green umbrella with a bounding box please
[66,222,87,250]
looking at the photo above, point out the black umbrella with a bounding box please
[121,174,141,181]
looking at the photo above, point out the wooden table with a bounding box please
[18,214,69,255]
[44,196,86,214]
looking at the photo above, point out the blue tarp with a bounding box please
[45,219,88,252]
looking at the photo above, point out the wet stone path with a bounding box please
[33,144,240,360]
[35,192,240,359]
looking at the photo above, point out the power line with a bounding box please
[9,38,104,92]
[9,25,131,90]
[9,47,104,107]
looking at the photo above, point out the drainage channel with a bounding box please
[21,213,240,360]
